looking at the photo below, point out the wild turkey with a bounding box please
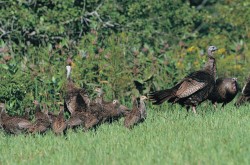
[149,46,218,113]
[67,101,102,131]
[138,96,147,121]
[67,111,85,129]
[67,109,101,131]
[94,88,130,125]
[81,102,120,130]
[94,87,115,110]
[28,118,51,134]
[33,100,49,121]
[48,111,57,123]
[63,67,104,130]
[99,99,126,124]
[94,87,129,113]
[0,103,33,135]
[52,105,67,135]
[64,65,88,114]
[28,101,51,134]
[235,76,250,106]
[82,112,100,131]
[94,87,107,105]
[67,97,102,131]
[208,77,239,107]
[124,96,148,129]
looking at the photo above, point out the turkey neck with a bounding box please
[139,99,146,113]
[66,65,75,90]
[35,104,41,112]
[203,56,216,80]
[66,65,71,80]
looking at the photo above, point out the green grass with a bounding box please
[0,102,250,165]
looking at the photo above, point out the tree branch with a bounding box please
[0,27,11,38]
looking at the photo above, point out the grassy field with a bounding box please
[0,102,250,165]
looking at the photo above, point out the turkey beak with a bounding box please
[212,47,218,54]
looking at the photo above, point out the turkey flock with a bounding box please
[0,46,250,136]
[149,46,250,111]
[0,64,148,135]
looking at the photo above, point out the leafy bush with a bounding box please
[0,0,249,113]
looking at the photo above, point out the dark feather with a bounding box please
[134,80,146,94]
[208,78,239,107]
[149,46,218,113]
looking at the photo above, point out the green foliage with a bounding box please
[0,1,250,113]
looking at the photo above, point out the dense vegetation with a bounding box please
[0,1,250,112]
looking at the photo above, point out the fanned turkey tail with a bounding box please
[148,89,175,105]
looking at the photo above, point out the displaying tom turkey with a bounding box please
[208,77,239,108]
[149,46,218,113]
